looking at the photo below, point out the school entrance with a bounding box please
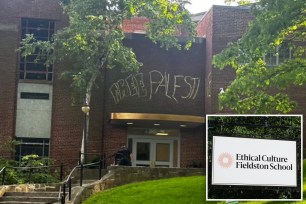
[110,113,205,168]
[128,128,179,167]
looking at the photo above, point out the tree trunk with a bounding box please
[80,74,98,164]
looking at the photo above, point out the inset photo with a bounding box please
[206,115,302,201]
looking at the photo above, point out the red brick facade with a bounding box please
[196,6,254,114]
[0,1,303,170]
[0,0,66,159]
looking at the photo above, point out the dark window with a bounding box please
[20,19,54,81]
[15,138,49,162]
[20,92,49,100]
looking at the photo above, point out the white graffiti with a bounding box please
[109,70,201,104]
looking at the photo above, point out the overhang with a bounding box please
[110,112,205,128]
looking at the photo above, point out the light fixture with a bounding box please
[180,124,187,128]
[153,123,160,126]
[81,104,90,114]
[127,122,134,125]
[156,130,168,136]
[156,132,169,136]
[219,88,225,94]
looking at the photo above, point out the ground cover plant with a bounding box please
[83,175,206,204]
[83,160,306,203]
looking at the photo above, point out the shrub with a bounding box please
[0,154,60,184]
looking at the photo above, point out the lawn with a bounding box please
[82,176,206,204]
[83,161,306,204]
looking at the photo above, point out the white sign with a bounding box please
[212,136,297,186]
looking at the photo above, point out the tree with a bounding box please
[213,0,306,113]
[18,0,196,162]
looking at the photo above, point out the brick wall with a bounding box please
[180,127,205,167]
[105,34,205,116]
[122,17,149,33]
[0,1,207,168]
[0,0,66,159]
[196,9,213,114]
[0,25,18,158]
[198,6,253,114]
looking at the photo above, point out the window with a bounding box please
[19,19,54,81]
[20,92,50,100]
[264,42,291,66]
[15,138,49,162]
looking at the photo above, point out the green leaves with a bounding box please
[214,0,306,113]
[19,0,196,103]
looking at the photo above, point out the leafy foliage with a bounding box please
[0,139,20,153]
[18,0,196,103]
[213,0,306,113]
[0,155,59,184]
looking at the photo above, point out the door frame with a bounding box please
[128,135,180,167]
[133,138,173,167]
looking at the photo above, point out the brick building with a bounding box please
[1,1,298,170]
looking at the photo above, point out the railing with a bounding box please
[0,153,111,204]
[0,164,63,186]
[0,167,6,186]
[60,153,108,204]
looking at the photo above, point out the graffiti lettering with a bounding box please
[109,70,201,104]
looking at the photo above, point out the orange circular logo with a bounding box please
[218,152,233,168]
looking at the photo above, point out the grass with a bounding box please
[83,161,306,204]
[82,176,206,204]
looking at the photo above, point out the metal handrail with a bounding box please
[11,164,62,169]
[0,167,6,186]
[60,154,108,204]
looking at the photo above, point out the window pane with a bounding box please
[14,138,50,162]
[26,19,50,29]
[20,18,54,81]
[47,73,53,81]
[25,62,47,71]
[26,73,47,80]
[265,51,277,66]
[279,43,291,64]
[19,71,25,79]
[136,142,150,161]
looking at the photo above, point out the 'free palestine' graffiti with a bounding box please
[109,70,201,104]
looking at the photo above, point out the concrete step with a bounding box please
[0,196,58,203]
[0,202,51,204]
[4,192,58,197]
[0,191,59,204]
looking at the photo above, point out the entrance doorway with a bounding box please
[128,129,180,167]
[133,139,173,167]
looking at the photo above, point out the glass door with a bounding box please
[135,141,151,166]
[133,139,173,167]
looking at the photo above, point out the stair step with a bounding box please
[0,202,51,204]
[0,196,58,203]
[4,192,58,197]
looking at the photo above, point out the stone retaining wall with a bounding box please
[108,166,204,187]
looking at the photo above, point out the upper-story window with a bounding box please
[19,19,54,81]
[264,42,291,66]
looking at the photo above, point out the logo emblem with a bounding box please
[218,152,233,168]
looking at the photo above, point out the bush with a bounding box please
[0,154,60,184]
